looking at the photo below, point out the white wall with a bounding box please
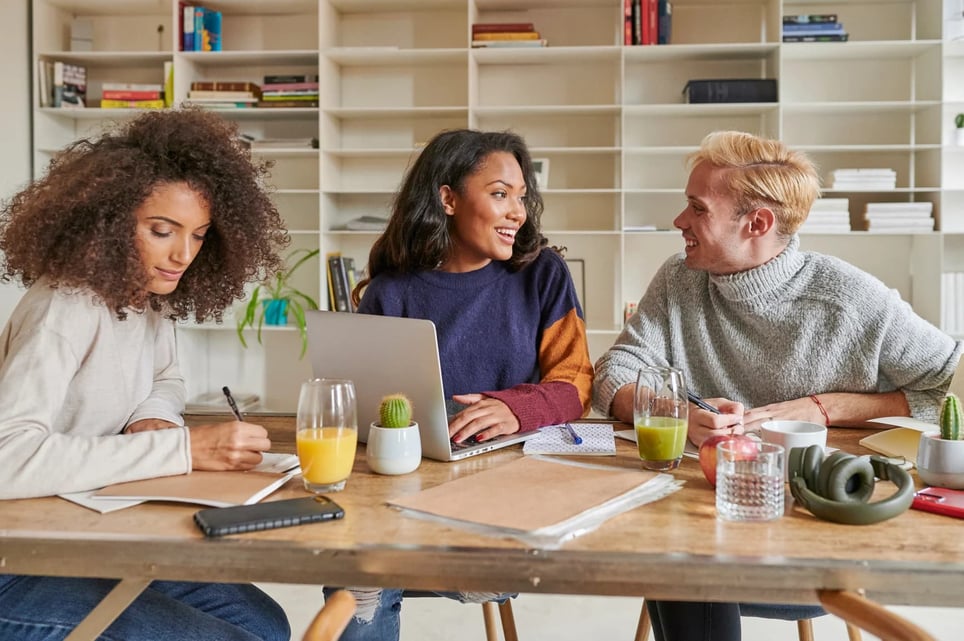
[0,1,31,322]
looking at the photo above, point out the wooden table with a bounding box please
[2,415,962,640]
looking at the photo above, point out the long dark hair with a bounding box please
[352,129,546,305]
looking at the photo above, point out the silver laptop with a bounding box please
[304,310,538,461]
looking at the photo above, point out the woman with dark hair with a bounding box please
[329,128,593,640]
[0,108,290,641]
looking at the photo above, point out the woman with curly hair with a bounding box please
[0,109,291,641]
[328,129,593,641]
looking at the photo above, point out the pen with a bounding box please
[222,386,244,421]
[563,422,583,445]
[687,391,722,415]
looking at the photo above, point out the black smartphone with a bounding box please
[194,495,345,537]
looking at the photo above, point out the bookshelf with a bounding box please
[29,0,964,410]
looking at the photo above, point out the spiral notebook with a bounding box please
[523,423,616,456]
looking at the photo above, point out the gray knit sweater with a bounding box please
[593,236,962,422]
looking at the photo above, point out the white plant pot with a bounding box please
[955,128,964,146]
[366,422,422,475]
[917,431,964,489]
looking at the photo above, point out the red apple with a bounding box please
[698,433,756,487]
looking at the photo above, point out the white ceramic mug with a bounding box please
[760,420,827,478]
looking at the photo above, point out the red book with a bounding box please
[472,22,534,35]
[102,89,162,101]
[624,0,632,46]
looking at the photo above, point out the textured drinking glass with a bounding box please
[633,366,688,471]
[296,378,358,493]
[716,441,785,521]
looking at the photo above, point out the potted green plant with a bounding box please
[236,247,320,357]
[366,393,421,475]
[917,393,964,489]
[956,113,964,146]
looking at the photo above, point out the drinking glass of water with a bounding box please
[716,441,785,521]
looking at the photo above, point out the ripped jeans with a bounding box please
[322,586,513,641]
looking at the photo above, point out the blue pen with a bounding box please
[687,391,721,415]
[563,422,583,445]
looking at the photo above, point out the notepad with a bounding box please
[523,423,616,455]
[862,417,935,466]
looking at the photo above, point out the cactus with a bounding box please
[378,393,413,428]
[940,393,963,440]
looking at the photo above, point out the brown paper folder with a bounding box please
[387,456,681,546]
[93,468,298,508]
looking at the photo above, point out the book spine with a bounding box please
[647,0,658,45]
[182,4,195,51]
[624,0,632,46]
[261,82,319,92]
[782,22,844,32]
[256,99,319,108]
[471,39,547,48]
[102,89,162,100]
[471,22,534,34]
[782,33,848,42]
[783,14,837,24]
[203,9,222,52]
[191,81,260,92]
[52,60,63,108]
[101,99,165,109]
[472,31,541,41]
[632,0,641,45]
[327,254,349,312]
[194,6,205,51]
[163,60,174,108]
[263,74,319,84]
[657,0,672,45]
[343,257,358,312]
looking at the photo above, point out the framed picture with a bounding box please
[565,258,586,315]
[531,157,550,189]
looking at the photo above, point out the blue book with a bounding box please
[203,9,222,51]
[193,6,205,51]
[783,22,844,33]
[182,4,194,51]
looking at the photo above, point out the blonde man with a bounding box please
[593,131,960,641]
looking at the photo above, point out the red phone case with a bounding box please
[911,487,964,519]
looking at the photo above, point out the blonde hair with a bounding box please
[687,131,821,238]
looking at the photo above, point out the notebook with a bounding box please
[305,310,538,462]
[523,422,616,456]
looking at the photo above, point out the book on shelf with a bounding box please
[256,99,319,108]
[244,137,319,151]
[182,3,195,51]
[783,14,838,24]
[657,0,672,45]
[471,39,548,48]
[263,73,318,84]
[472,31,541,41]
[189,90,259,100]
[783,33,849,43]
[782,21,845,33]
[53,61,87,108]
[261,81,319,92]
[260,93,318,101]
[336,215,389,231]
[202,8,222,51]
[865,202,933,214]
[100,98,165,109]
[183,100,255,109]
[103,89,162,101]
[624,0,632,45]
[682,79,777,104]
[809,197,850,211]
[471,22,535,34]
[191,81,261,93]
[326,253,352,313]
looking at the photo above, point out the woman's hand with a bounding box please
[188,421,271,470]
[125,418,179,433]
[448,394,520,443]
[688,398,744,448]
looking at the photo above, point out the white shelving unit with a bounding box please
[30,0,964,410]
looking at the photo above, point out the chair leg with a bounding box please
[846,622,863,641]
[634,599,651,641]
[482,602,500,641]
[498,600,520,641]
[797,618,814,641]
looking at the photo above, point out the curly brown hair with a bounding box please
[0,108,288,321]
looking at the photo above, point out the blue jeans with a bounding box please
[646,600,827,641]
[323,586,513,641]
[0,574,290,641]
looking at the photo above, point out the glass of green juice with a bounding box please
[634,366,688,471]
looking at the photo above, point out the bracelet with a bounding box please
[809,394,830,427]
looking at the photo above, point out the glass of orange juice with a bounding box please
[296,378,358,493]
[634,366,688,472]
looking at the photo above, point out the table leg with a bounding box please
[64,577,151,641]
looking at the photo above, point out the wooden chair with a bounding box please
[481,600,520,641]
[817,590,937,641]
[302,590,357,641]
[633,598,863,641]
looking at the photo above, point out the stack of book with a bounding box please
[863,202,934,233]
[800,197,851,233]
[182,5,222,51]
[783,13,848,42]
[184,81,260,109]
[624,0,672,45]
[258,74,318,108]
[828,168,897,191]
[101,82,165,109]
[471,22,547,48]
[326,252,358,313]
[48,61,86,108]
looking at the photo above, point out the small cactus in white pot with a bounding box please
[918,393,964,489]
[366,393,421,475]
